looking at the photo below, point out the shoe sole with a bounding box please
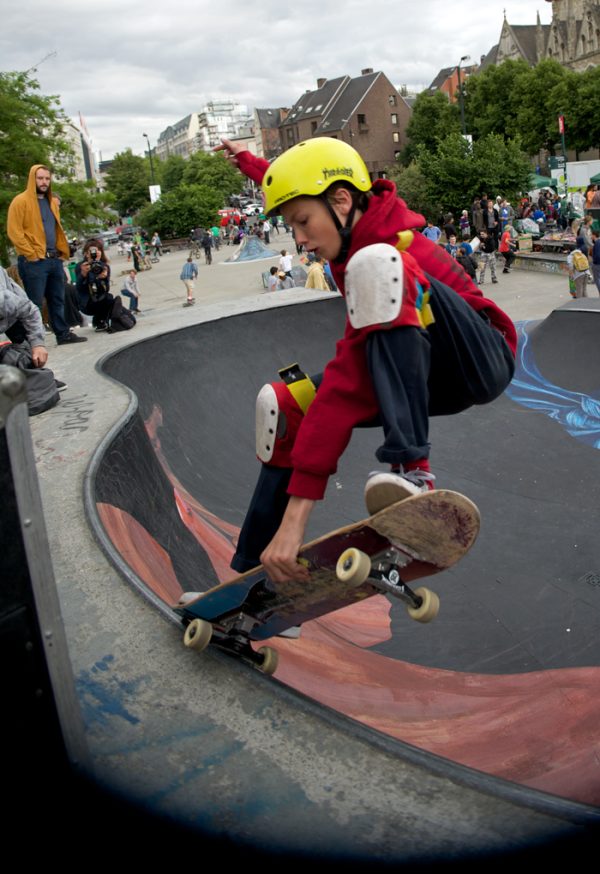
[365,474,422,515]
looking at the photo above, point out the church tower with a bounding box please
[545,0,600,70]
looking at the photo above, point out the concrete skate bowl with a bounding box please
[90,295,600,813]
[223,234,279,262]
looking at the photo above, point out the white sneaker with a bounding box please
[365,468,436,515]
[177,591,201,607]
[278,625,301,639]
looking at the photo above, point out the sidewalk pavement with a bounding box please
[108,230,297,314]
[116,235,576,324]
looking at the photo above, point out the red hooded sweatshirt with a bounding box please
[237,152,517,501]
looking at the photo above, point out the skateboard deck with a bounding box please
[174,490,480,674]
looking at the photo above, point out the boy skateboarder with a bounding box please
[213,138,516,585]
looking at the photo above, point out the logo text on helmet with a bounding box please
[274,189,300,205]
[322,166,354,180]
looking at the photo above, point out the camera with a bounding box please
[88,248,104,277]
[86,249,108,299]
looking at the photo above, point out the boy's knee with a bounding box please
[255,367,317,465]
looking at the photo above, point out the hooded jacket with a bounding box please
[237,151,517,501]
[7,164,69,261]
[0,267,46,348]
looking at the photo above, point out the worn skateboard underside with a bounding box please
[176,490,479,642]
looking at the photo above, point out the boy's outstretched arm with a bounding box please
[260,496,315,583]
[214,138,269,186]
[213,138,245,166]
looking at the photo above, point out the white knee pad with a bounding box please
[344,243,403,329]
[255,383,283,463]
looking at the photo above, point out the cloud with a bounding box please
[1,0,552,158]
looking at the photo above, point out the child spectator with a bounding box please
[459,211,471,240]
[267,266,279,292]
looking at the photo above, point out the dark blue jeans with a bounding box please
[231,280,515,572]
[121,289,138,311]
[17,256,70,340]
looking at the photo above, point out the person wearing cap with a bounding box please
[277,270,294,290]
[212,137,516,584]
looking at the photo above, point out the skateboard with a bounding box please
[174,490,480,675]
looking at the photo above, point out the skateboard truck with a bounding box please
[183,614,280,674]
[336,547,440,623]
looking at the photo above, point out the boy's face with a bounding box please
[280,196,343,261]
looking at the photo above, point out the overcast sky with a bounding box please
[2,1,553,160]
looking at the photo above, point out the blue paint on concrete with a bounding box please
[506,321,600,449]
[76,654,144,727]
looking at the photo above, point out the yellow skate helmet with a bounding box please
[262,137,372,215]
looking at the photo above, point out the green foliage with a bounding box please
[512,59,570,155]
[415,134,478,215]
[464,57,599,157]
[182,150,244,199]
[136,151,243,238]
[464,59,530,141]
[0,71,73,264]
[54,180,114,240]
[137,183,223,238]
[160,155,186,193]
[104,149,151,216]
[386,162,441,221]
[393,57,599,216]
[399,91,461,165]
[402,132,530,218]
[550,65,600,155]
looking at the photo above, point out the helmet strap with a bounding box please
[320,194,356,264]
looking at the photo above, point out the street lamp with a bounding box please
[457,54,470,136]
[143,132,156,185]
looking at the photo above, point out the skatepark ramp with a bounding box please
[88,296,600,837]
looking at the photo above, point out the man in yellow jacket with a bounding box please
[7,165,86,345]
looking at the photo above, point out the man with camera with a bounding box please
[75,239,114,330]
[7,164,87,345]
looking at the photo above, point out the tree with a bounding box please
[54,180,114,239]
[464,59,530,142]
[416,134,479,215]
[0,71,73,264]
[550,66,600,156]
[137,183,223,238]
[182,151,244,200]
[104,149,151,216]
[399,91,461,165]
[573,66,600,153]
[160,154,186,193]
[386,161,441,221]
[473,135,531,201]
[513,59,571,155]
[412,132,530,218]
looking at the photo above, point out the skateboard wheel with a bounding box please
[407,587,440,623]
[183,618,213,652]
[257,646,279,675]
[336,547,372,586]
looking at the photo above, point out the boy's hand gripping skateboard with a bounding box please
[174,490,479,676]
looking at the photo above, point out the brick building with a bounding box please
[279,69,412,178]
